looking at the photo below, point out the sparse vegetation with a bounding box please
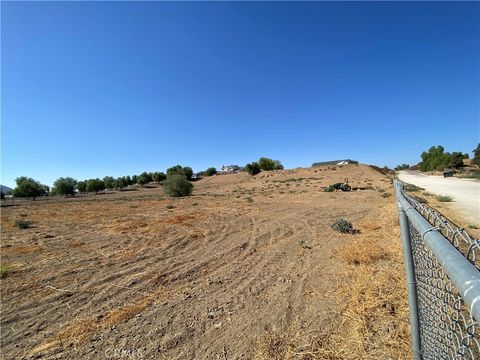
[14,219,32,229]
[381,192,392,198]
[468,224,478,229]
[403,183,424,192]
[163,175,193,197]
[436,194,453,202]
[166,204,176,209]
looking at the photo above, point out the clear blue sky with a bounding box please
[2,1,479,187]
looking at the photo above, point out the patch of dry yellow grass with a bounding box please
[31,289,164,355]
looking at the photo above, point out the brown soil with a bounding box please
[0,165,410,359]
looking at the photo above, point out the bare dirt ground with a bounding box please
[398,170,480,228]
[1,165,410,359]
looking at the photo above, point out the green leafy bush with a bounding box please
[163,175,193,197]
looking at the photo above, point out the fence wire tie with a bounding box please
[421,227,442,241]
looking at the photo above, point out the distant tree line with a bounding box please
[8,157,287,200]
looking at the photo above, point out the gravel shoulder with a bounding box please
[397,171,480,226]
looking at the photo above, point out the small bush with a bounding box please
[15,219,32,229]
[192,202,198,206]
[163,175,193,197]
[246,197,254,203]
[436,195,453,202]
[381,192,392,198]
[468,224,478,229]
[423,191,434,196]
[0,264,10,278]
[166,204,176,209]
[331,219,358,234]
[403,183,424,192]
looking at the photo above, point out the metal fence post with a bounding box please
[398,201,423,360]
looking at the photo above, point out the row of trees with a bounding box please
[10,165,194,199]
[245,157,283,175]
[9,158,286,200]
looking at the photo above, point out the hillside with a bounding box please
[0,165,410,359]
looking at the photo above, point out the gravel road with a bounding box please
[398,171,480,226]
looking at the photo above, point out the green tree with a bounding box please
[167,165,193,180]
[77,181,87,193]
[163,175,193,197]
[137,172,151,186]
[13,177,48,200]
[258,157,283,171]
[86,178,105,194]
[114,177,128,190]
[131,175,138,184]
[473,144,480,166]
[245,162,261,175]
[125,175,133,185]
[152,172,167,182]
[204,167,217,176]
[103,176,115,190]
[419,146,468,171]
[52,177,77,196]
[395,164,410,171]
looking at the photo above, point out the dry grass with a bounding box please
[254,204,411,359]
[32,289,164,355]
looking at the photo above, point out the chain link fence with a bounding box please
[395,180,480,360]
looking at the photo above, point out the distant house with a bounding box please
[312,159,353,167]
[218,164,242,174]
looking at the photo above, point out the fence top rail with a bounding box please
[394,180,480,322]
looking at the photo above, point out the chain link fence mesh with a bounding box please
[398,186,480,359]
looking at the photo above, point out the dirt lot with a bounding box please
[1,165,410,359]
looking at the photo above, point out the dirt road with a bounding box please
[398,171,480,226]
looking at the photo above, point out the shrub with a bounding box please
[258,157,284,171]
[331,219,358,234]
[468,224,478,229]
[204,167,217,176]
[436,195,453,202]
[15,219,32,229]
[245,162,261,175]
[163,175,193,197]
[403,183,424,192]
[381,192,392,198]
[0,264,10,278]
